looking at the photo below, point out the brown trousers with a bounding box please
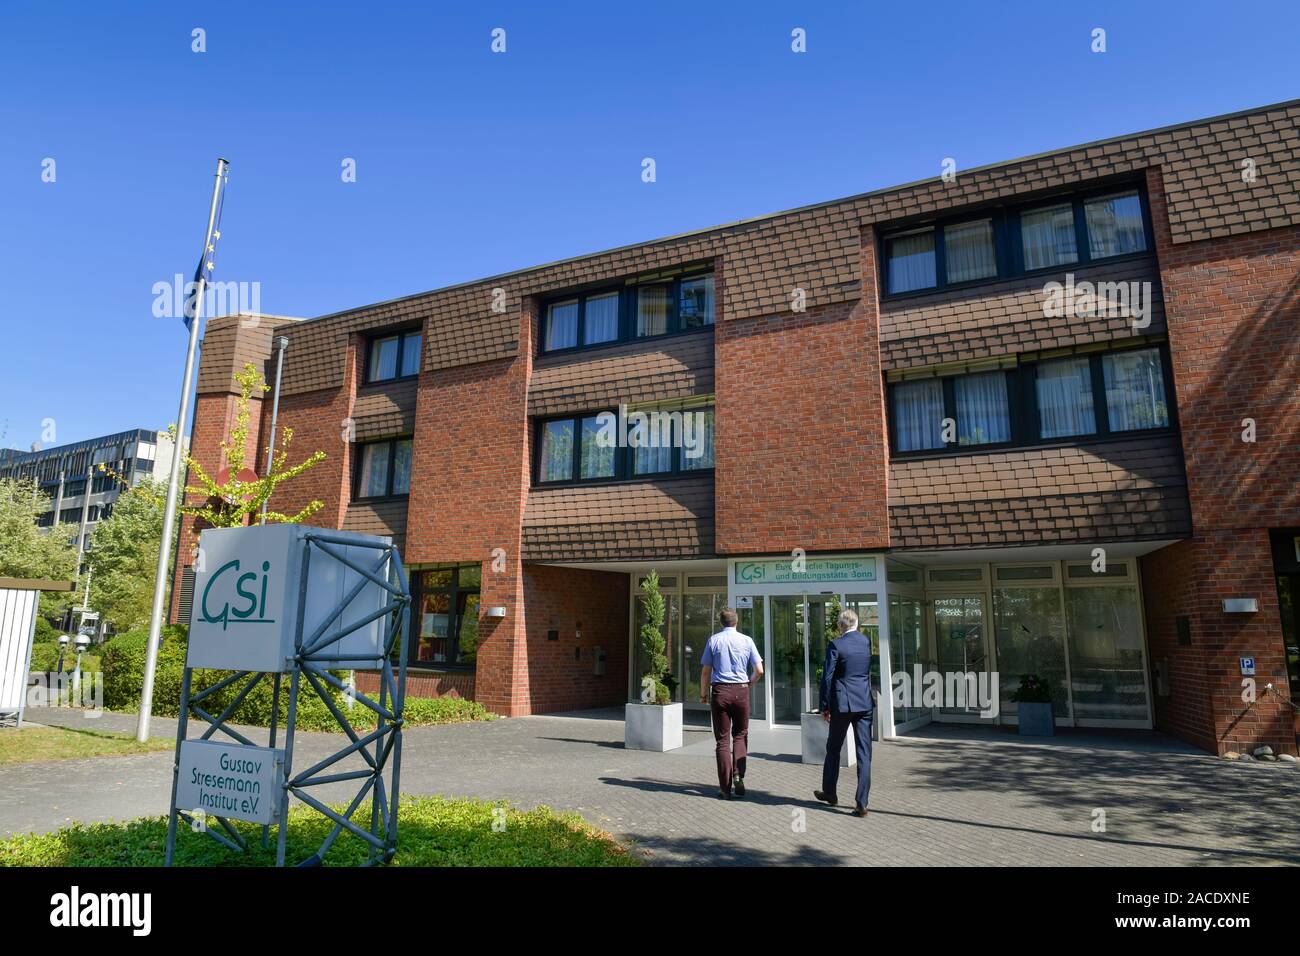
[709,682,750,792]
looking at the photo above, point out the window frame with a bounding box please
[531,405,717,487]
[407,566,481,671]
[352,436,414,500]
[363,328,423,385]
[879,181,1155,301]
[887,343,1176,458]
[539,268,715,356]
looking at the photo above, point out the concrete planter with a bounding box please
[800,712,855,766]
[624,702,684,752]
[1017,701,1055,736]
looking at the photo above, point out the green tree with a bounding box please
[86,477,172,633]
[177,362,326,528]
[637,571,670,704]
[0,476,78,619]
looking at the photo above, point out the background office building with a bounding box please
[173,100,1300,757]
[1,428,180,581]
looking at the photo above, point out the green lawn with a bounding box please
[0,725,172,765]
[0,796,639,867]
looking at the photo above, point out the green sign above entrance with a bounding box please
[733,557,877,586]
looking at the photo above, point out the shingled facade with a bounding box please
[173,100,1300,756]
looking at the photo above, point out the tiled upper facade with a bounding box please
[173,99,1300,581]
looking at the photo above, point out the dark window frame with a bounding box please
[879,180,1155,300]
[539,268,715,356]
[363,328,423,385]
[887,343,1177,458]
[532,405,716,487]
[352,436,414,500]
[407,566,481,671]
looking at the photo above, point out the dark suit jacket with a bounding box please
[819,630,874,715]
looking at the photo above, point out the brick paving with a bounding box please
[5,706,1299,866]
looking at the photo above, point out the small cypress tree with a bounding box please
[637,571,670,705]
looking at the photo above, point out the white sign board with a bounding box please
[175,739,284,825]
[1239,657,1256,677]
[187,524,392,672]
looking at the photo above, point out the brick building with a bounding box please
[173,99,1300,756]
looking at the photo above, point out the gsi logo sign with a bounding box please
[201,559,277,630]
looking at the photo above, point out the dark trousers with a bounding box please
[822,711,873,809]
[709,683,750,792]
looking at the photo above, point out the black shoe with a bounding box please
[814,790,838,806]
[732,773,745,798]
[852,806,869,818]
[718,789,730,800]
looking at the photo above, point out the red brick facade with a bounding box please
[172,101,1300,755]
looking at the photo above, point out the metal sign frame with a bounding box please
[165,532,411,867]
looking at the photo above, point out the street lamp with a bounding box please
[56,633,70,673]
[73,633,90,698]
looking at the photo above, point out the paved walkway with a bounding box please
[5,705,1299,866]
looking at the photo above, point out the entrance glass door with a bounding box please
[771,596,806,723]
[932,594,990,718]
[682,592,726,711]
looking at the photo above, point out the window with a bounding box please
[1035,357,1096,439]
[545,300,578,350]
[882,184,1152,297]
[636,285,671,337]
[886,230,937,293]
[1020,202,1078,270]
[367,330,421,383]
[354,438,413,498]
[535,405,716,484]
[1084,191,1147,259]
[954,371,1010,446]
[540,270,714,354]
[412,566,480,668]
[679,275,715,329]
[892,379,945,452]
[584,292,619,345]
[889,345,1173,455]
[1103,348,1168,432]
[538,419,575,482]
[944,219,997,283]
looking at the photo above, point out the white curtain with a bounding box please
[893,379,944,451]
[1021,204,1078,270]
[1103,350,1168,431]
[955,371,1010,445]
[359,444,389,497]
[887,232,936,293]
[579,417,615,478]
[681,408,715,470]
[583,292,619,345]
[392,439,413,494]
[1085,192,1146,258]
[945,220,997,283]
[634,444,672,474]
[545,301,578,350]
[539,420,574,481]
[637,286,670,337]
[1036,358,1095,438]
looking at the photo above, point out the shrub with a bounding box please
[29,641,101,674]
[34,617,57,643]
[99,625,346,730]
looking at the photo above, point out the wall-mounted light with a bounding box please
[1222,598,1259,614]
[483,606,507,619]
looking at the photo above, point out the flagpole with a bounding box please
[137,158,229,742]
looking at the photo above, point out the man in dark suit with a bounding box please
[813,608,874,817]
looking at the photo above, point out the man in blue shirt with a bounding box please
[699,608,763,799]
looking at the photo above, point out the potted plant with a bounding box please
[1011,673,1055,736]
[800,596,855,767]
[624,571,683,751]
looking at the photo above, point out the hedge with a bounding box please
[99,627,495,731]
[29,641,101,675]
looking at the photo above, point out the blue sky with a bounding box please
[0,0,1296,451]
